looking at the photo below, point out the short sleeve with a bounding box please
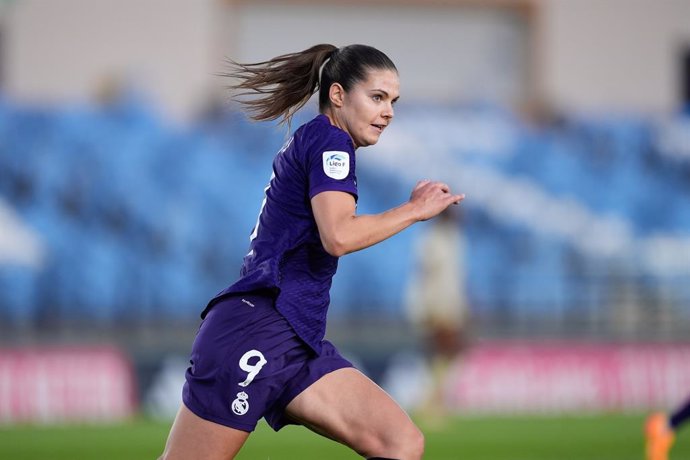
[307,129,358,201]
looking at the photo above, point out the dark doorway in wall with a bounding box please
[682,46,690,111]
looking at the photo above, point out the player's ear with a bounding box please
[329,83,345,108]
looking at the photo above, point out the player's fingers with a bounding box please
[451,193,466,204]
[440,193,464,205]
[438,182,450,193]
[413,179,431,191]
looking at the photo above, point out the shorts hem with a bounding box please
[266,357,353,431]
[182,400,257,433]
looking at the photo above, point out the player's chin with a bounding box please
[361,133,382,147]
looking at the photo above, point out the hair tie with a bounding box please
[318,56,332,84]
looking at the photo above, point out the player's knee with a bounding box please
[390,422,425,459]
[361,423,424,460]
[403,424,425,459]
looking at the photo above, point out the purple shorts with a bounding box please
[182,293,353,432]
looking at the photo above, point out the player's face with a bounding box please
[338,68,400,148]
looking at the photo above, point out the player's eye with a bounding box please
[372,94,382,102]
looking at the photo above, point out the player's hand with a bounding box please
[409,180,465,221]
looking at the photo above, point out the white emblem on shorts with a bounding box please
[231,391,249,416]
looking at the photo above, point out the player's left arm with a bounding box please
[311,180,464,257]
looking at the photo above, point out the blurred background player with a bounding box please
[405,208,471,427]
[159,43,465,460]
[646,396,690,460]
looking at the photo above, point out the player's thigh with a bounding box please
[284,367,422,453]
[160,404,250,460]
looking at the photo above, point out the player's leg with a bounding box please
[645,412,675,460]
[670,397,690,431]
[645,396,690,460]
[159,404,249,460]
[285,367,425,460]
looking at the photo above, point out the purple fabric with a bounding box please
[204,114,357,354]
[670,396,690,430]
[183,293,353,432]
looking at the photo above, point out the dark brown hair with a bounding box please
[223,44,397,126]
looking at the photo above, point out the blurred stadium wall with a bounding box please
[0,0,689,422]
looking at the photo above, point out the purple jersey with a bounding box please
[205,115,357,353]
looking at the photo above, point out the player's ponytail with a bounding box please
[223,44,337,125]
[224,43,397,126]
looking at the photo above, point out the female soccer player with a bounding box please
[159,43,465,460]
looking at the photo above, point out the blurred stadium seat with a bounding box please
[1,92,689,341]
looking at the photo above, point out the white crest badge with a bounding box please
[322,151,350,180]
[231,391,249,416]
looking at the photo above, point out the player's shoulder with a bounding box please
[297,114,353,152]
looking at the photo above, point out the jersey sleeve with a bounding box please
[307,130,358,201]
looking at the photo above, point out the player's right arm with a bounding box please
[311,180,464,257]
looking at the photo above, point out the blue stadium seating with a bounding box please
[1,93,689,326]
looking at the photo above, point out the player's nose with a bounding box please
[382,102,394,120]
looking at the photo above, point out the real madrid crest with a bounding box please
[231,391,249,416]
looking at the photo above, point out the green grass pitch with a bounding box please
[0,413,688,459]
